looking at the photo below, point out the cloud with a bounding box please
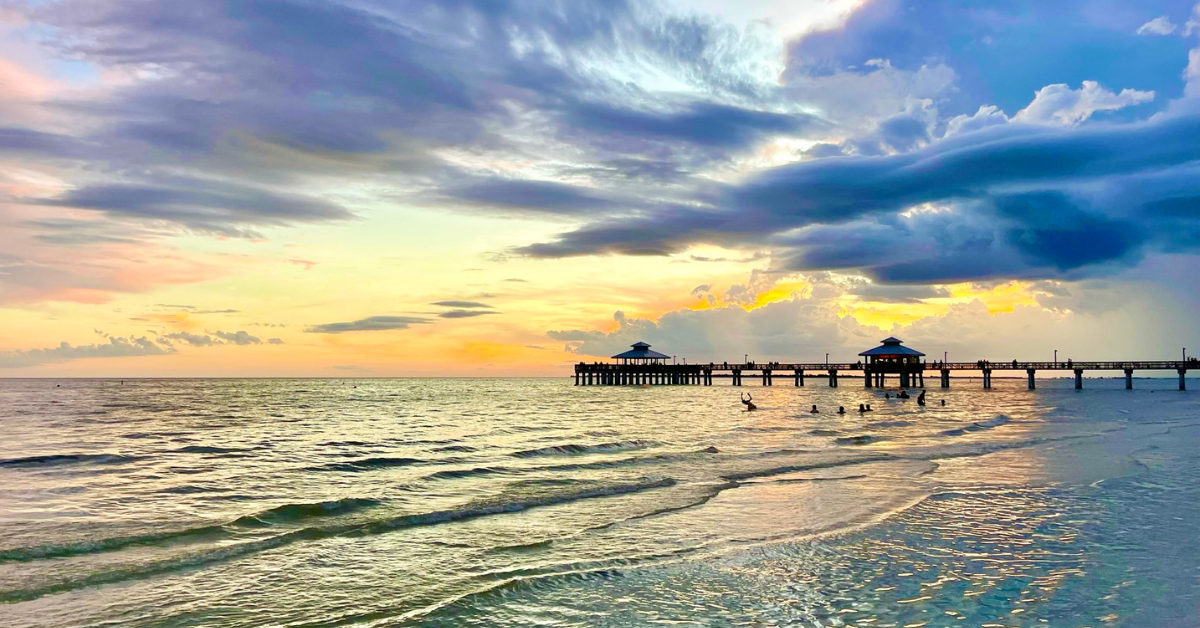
[212,330,262,345]
[430,301,493,309]
[441,178,619,215]
[38,178,354,238]
[267,338,284,344]
[439,310,498,319]
[0,336,172,369]
[1137,17,1177,36]
[158,329,266,346]
[160,331,217,347]
[846,283,951,304]
[305,316,432,333]
[1012,81,1154,126]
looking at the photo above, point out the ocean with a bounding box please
[0,377,1196,627]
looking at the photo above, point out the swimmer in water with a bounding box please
[899,390,910,399]
[865,403,874,411]
[940,399,946,406]
[917,390,926,406]
[741,393,757,411]
[858,403,866,413]
[838,406,846,414]
[885,393,891,399]
[810,405,819,414]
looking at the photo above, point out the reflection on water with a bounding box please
[0,377,1195,627]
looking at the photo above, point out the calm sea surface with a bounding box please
[0,377,1196,627]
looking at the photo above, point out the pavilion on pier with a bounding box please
[859,337,925,388]
[611,342,671,365]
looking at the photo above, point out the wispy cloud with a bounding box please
[305,316,432,333]
[439,310,498,319]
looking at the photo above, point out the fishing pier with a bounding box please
[574,339,1194,391]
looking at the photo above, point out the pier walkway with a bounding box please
[573,360,1194,390]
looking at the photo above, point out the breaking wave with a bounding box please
[0,453,139,468]
[309,457,424,472]
[510,440,657,458]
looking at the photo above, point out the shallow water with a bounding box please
[0,377,1196,627]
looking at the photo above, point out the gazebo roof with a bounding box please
[859,337,925,357]
[612,342,671,360]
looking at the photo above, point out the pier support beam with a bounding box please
[796,369,804,387]
[982,369,992,389]
[1074,369,1083,390]
[733,369,741,386]
[828,369,838,387]
[1027,369,1036,390]
[1125,368,1133,390]
[864,369,872,388]
[1180,368,1187,391]
[940,369,950,388]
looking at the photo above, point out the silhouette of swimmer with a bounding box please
[741,393,757,411]
[810,405,819,414]
[940,399,946,406]
[898,390,910,399]
[917,390,926,406]
[858,403,866,413]
[838,406,846,414]
[885,393,891,399]
[866,403,873,411]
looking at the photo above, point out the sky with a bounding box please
[1,0,1198,377]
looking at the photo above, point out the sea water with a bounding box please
[0,377,1195,627]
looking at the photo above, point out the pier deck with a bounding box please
[574,360,1194,390]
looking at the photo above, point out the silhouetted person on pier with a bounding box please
[838,406,846,414]
[917,390,926,406]
[1067,358,1073,368]
[741,393,756,411]
[1012,359,1018,368]
[810,405,819,414]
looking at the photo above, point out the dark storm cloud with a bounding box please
[305,316,433,333]
[562,101,822,149]
[520,114,1200,281]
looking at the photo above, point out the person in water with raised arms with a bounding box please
[741,393,756,411]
